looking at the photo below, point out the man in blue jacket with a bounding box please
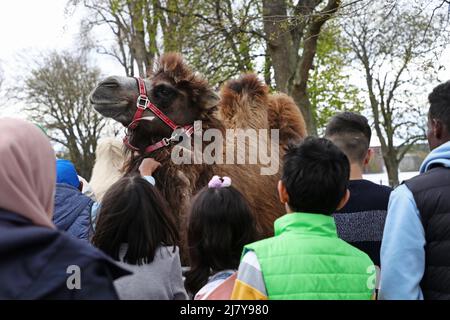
[380,80,450,300]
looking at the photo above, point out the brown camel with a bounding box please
[90,53,306,258]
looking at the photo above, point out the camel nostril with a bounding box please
[99,77,120,88]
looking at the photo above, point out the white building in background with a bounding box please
[363,132,423,186]
[363,171,420,186]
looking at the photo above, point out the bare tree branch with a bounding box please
[342,0,448,186]
[21,50,104,179]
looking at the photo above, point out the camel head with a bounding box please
[90,53,220,151]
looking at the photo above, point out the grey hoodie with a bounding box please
[113,244,188,300]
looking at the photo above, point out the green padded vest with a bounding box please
[244,213,374,300]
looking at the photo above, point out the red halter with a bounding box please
[123,77,194,154]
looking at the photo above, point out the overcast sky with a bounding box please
[0,0,123,118]
[0,1,73,60]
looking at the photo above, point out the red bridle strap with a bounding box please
[124,77,194,154]
[129,78,177,131]
[144,125,194,154]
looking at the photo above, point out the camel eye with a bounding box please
[154,85,174,98]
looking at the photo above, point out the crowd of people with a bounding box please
[0,80,449,300]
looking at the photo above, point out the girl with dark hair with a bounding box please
[185,175,258,300]
[92,167,188,300]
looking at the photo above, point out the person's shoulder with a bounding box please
[55,183,93,203]
[49,231,129,279]
[57,231,99,257]
[358,179,392,203]
[56,183,79,193]
[0,221,127,299]
[336,237,374,265]
[156,245,180,259]
[138,245,183,273]
[358,179,392,193]
[0,216,62,251]
[244,237,277,252]
[32,233,127,299]
[404,167,450,193]
[338,180,391,212]
[241,250,260,265]
[378,183,393,194]
[195,276,229,300]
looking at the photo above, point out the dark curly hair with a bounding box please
[429,80,450,131]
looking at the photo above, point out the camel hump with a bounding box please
[218,73,269,129]
[90,137,126,201]
[224,73,268,99]
[268,93,307,147]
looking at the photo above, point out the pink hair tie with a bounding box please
[208,175,232,189]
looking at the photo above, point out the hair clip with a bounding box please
[208,175,232,189]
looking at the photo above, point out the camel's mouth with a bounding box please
[91,101,131,126]
[92,106,124,117]
[91,100,128,109]
[91,98,128,115]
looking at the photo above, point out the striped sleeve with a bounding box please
[231,251,268,300]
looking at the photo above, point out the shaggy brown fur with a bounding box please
[268,93,307,148]
[122,53,307,261]
[153,52,220,115]
[218,73,269,130]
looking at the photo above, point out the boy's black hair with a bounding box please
[282,137,350,215]
[429,80,450,131]
[325,112,371,163]
[92,174,178,265]
[184,184,258,296]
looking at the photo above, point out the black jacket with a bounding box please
[0,210,130,299]
[405,165,450,300]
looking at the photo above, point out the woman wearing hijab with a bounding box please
[0,118,129,299]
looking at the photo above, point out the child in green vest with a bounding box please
[231,137,375,300]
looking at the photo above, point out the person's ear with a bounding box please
[278,180,290,204]
[364,148,374,166]
[336,189,350,211]
[433,119,443,140]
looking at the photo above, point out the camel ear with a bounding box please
[202,90,220,110]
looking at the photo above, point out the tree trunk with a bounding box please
[263,0,339,135]
[264,49,272,86]
[129,1,151,77]
[383,153,400,187]
[82,154,95,181]
[262,0,295,93]
[291,84,317,136]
